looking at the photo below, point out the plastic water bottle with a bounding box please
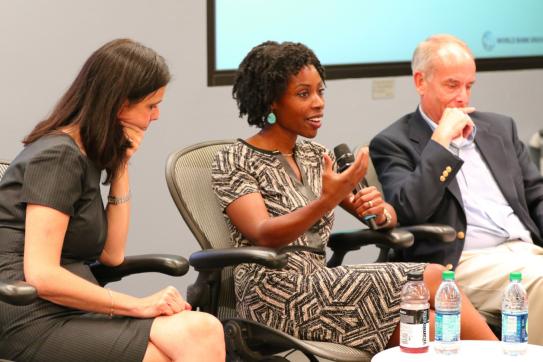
[434,270,461,354]
[502,272,528,356]
[400,271,430,353]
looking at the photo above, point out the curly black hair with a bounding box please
[232,41,325,128]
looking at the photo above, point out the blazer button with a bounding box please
[457,231,465,239]
[439,175,446,182]
[442,170,449,177]
[446,166,452,173]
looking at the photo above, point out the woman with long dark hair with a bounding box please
[0,39,225,361]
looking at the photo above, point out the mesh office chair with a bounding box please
[0,159,190,360]
[165,140,434,362]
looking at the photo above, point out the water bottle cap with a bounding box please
[406,271,423,281]
[442,270,455,280]
[509,272,522,281]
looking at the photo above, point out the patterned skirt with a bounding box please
[234,250,425,354]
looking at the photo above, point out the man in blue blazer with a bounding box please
[370,34,543,344]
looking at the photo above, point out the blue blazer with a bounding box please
[370,108,543,267]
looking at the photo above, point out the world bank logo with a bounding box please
[482,31,496,51]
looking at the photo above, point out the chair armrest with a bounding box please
[90,254,189,286]
[0,280,38,305]
[187,247,287,312]
[327,228,414,267]
[189,247,288,271]
[397,224,456,243]
[328,228,414,252]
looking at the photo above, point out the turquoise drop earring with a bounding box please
[266,112,276,125]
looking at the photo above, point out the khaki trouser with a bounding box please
[456,240,543,345]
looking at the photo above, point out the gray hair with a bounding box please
[411,34,473,76]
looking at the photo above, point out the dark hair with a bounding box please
[232,41,325,128]
[23,38,171,184]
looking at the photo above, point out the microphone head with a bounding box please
[333,143,354,173]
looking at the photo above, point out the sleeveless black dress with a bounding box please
[0,134,152,361]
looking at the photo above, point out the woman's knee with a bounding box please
[423,263,446,293]
[181,311,224,341]
[151,311,225,360]
[180,312,225,359]
[143,342,170,362]
[423,263,445,279]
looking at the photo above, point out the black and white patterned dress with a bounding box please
[212,139,425,354]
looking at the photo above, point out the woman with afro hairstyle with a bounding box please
[211,41,496,354]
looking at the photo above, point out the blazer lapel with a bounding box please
[409,110,464,206]
[408,110,433,155]
[474,119,518,205]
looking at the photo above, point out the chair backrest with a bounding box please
[165,140,237,318]
[165,140,234,250]
[0,160,9,181]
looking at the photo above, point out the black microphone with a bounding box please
[333,143,377,230]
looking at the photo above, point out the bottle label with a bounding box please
[502,312,528,343]
[435,311,460,343]
[400,308,430,348]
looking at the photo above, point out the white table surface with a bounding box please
[371,340,543,362]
